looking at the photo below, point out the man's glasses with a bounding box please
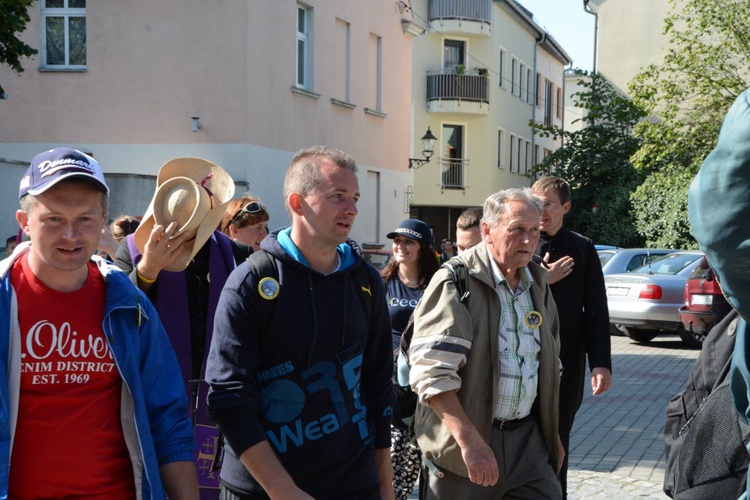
[230,201,267,226]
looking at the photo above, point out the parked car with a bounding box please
[679,256,731,346]
[606,250,704,347]
[598,248,676,276]
[362,247,391,269]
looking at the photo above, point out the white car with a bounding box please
[606,250,704,347]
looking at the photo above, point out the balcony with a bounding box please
[426,69,489,115]
[439,157,469,190]
[429,0,491,37]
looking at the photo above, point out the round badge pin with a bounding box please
[524,311,543,329]
[258,277,280,300]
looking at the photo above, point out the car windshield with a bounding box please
[632,253,701,275]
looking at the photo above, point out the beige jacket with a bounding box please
[409,242,561,477]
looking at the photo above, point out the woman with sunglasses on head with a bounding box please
[220,196,270,252]
[381,219,439,500]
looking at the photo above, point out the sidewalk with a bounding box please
[567,333,700,499]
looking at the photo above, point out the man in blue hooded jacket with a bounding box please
[206,146,395,499]
[0,147,197,499]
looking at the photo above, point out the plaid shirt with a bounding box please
[488,258,541,421]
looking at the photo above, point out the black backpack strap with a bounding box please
[246,249,280,337]
[442,258,470,305]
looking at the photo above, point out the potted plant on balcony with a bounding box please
[475,67,488,77]
[455,64,465,98]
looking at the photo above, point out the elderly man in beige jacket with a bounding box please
[410,188,563,499]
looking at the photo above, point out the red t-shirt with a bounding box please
[9,255,136,499]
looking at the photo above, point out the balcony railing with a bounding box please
[440,157,468,189]
[429,0,491,24]
[427,69,489,104]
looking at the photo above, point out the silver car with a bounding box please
[606,250,704,347]
[598,248,676,275]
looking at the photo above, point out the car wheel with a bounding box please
[678,326,704,349]
[620,326,658,343]
[610,324,624,336]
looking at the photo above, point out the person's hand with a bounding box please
[557,434,566,471]
[137,221,190,280]
[460,433,499,487]
[591,367,612,395]
[544,253,574,284]
[97,225,119,259]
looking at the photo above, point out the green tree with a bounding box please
[0,0,37,73]
[531,70,646,247]
[628,0,750,248]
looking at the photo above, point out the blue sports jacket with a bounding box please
[0,243,194,499]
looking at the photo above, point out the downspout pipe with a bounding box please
[583,0,598,128]
[583,0,598,74]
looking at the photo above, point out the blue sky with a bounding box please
[518,0,596,71]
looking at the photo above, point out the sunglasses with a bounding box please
[230,201,267,226]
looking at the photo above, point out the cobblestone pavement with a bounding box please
[567,333,701,499]
[408,333,701,499]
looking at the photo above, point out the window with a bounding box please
[41,0,86,68]
[498,48,506,89]
[442,124,465,189]
[334,18,351,102]
[368,33,382,112]
[517,137,523,174]
[535,145,540,167]
[519,63,526,101]
[544,80,554,125]
[527,69,533,104]
[511,58,518,95]
[296,4,312,89]
[444,39,465,70]
[556,87,562,119]
[509,134,516,172]
[535,74,540,106]
[497,129,505,169]
[525,141,531,174]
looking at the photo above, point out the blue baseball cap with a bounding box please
[19,147,109,200]
[387,219,432,247]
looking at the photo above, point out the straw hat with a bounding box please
[134,157,235,271]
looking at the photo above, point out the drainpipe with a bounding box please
[583,0,598,129]
[583,0,598,74]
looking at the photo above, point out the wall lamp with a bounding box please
[409,127,438,169]
[192,116,202,132]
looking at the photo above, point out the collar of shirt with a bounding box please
[488,257,534,297]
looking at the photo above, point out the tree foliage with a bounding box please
[531,70,646,247]
[628,0,750,248]
[0,0,37,73]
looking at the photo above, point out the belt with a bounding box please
[492,413,535,430]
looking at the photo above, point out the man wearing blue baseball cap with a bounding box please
[0,147,198,498]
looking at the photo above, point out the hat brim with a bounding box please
[387,231,420,241]
[133,157,235,271]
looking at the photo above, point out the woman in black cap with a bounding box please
[381,219,439,500]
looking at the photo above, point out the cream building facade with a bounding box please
[405,0,570,241]
[586,0,669,96]
[0,1,415,247]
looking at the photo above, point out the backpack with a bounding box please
[392,258,470,430]
[663,309,750,498]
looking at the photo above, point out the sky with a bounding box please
[516,0,596,72]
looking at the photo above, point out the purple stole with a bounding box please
[126,231,235,497]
